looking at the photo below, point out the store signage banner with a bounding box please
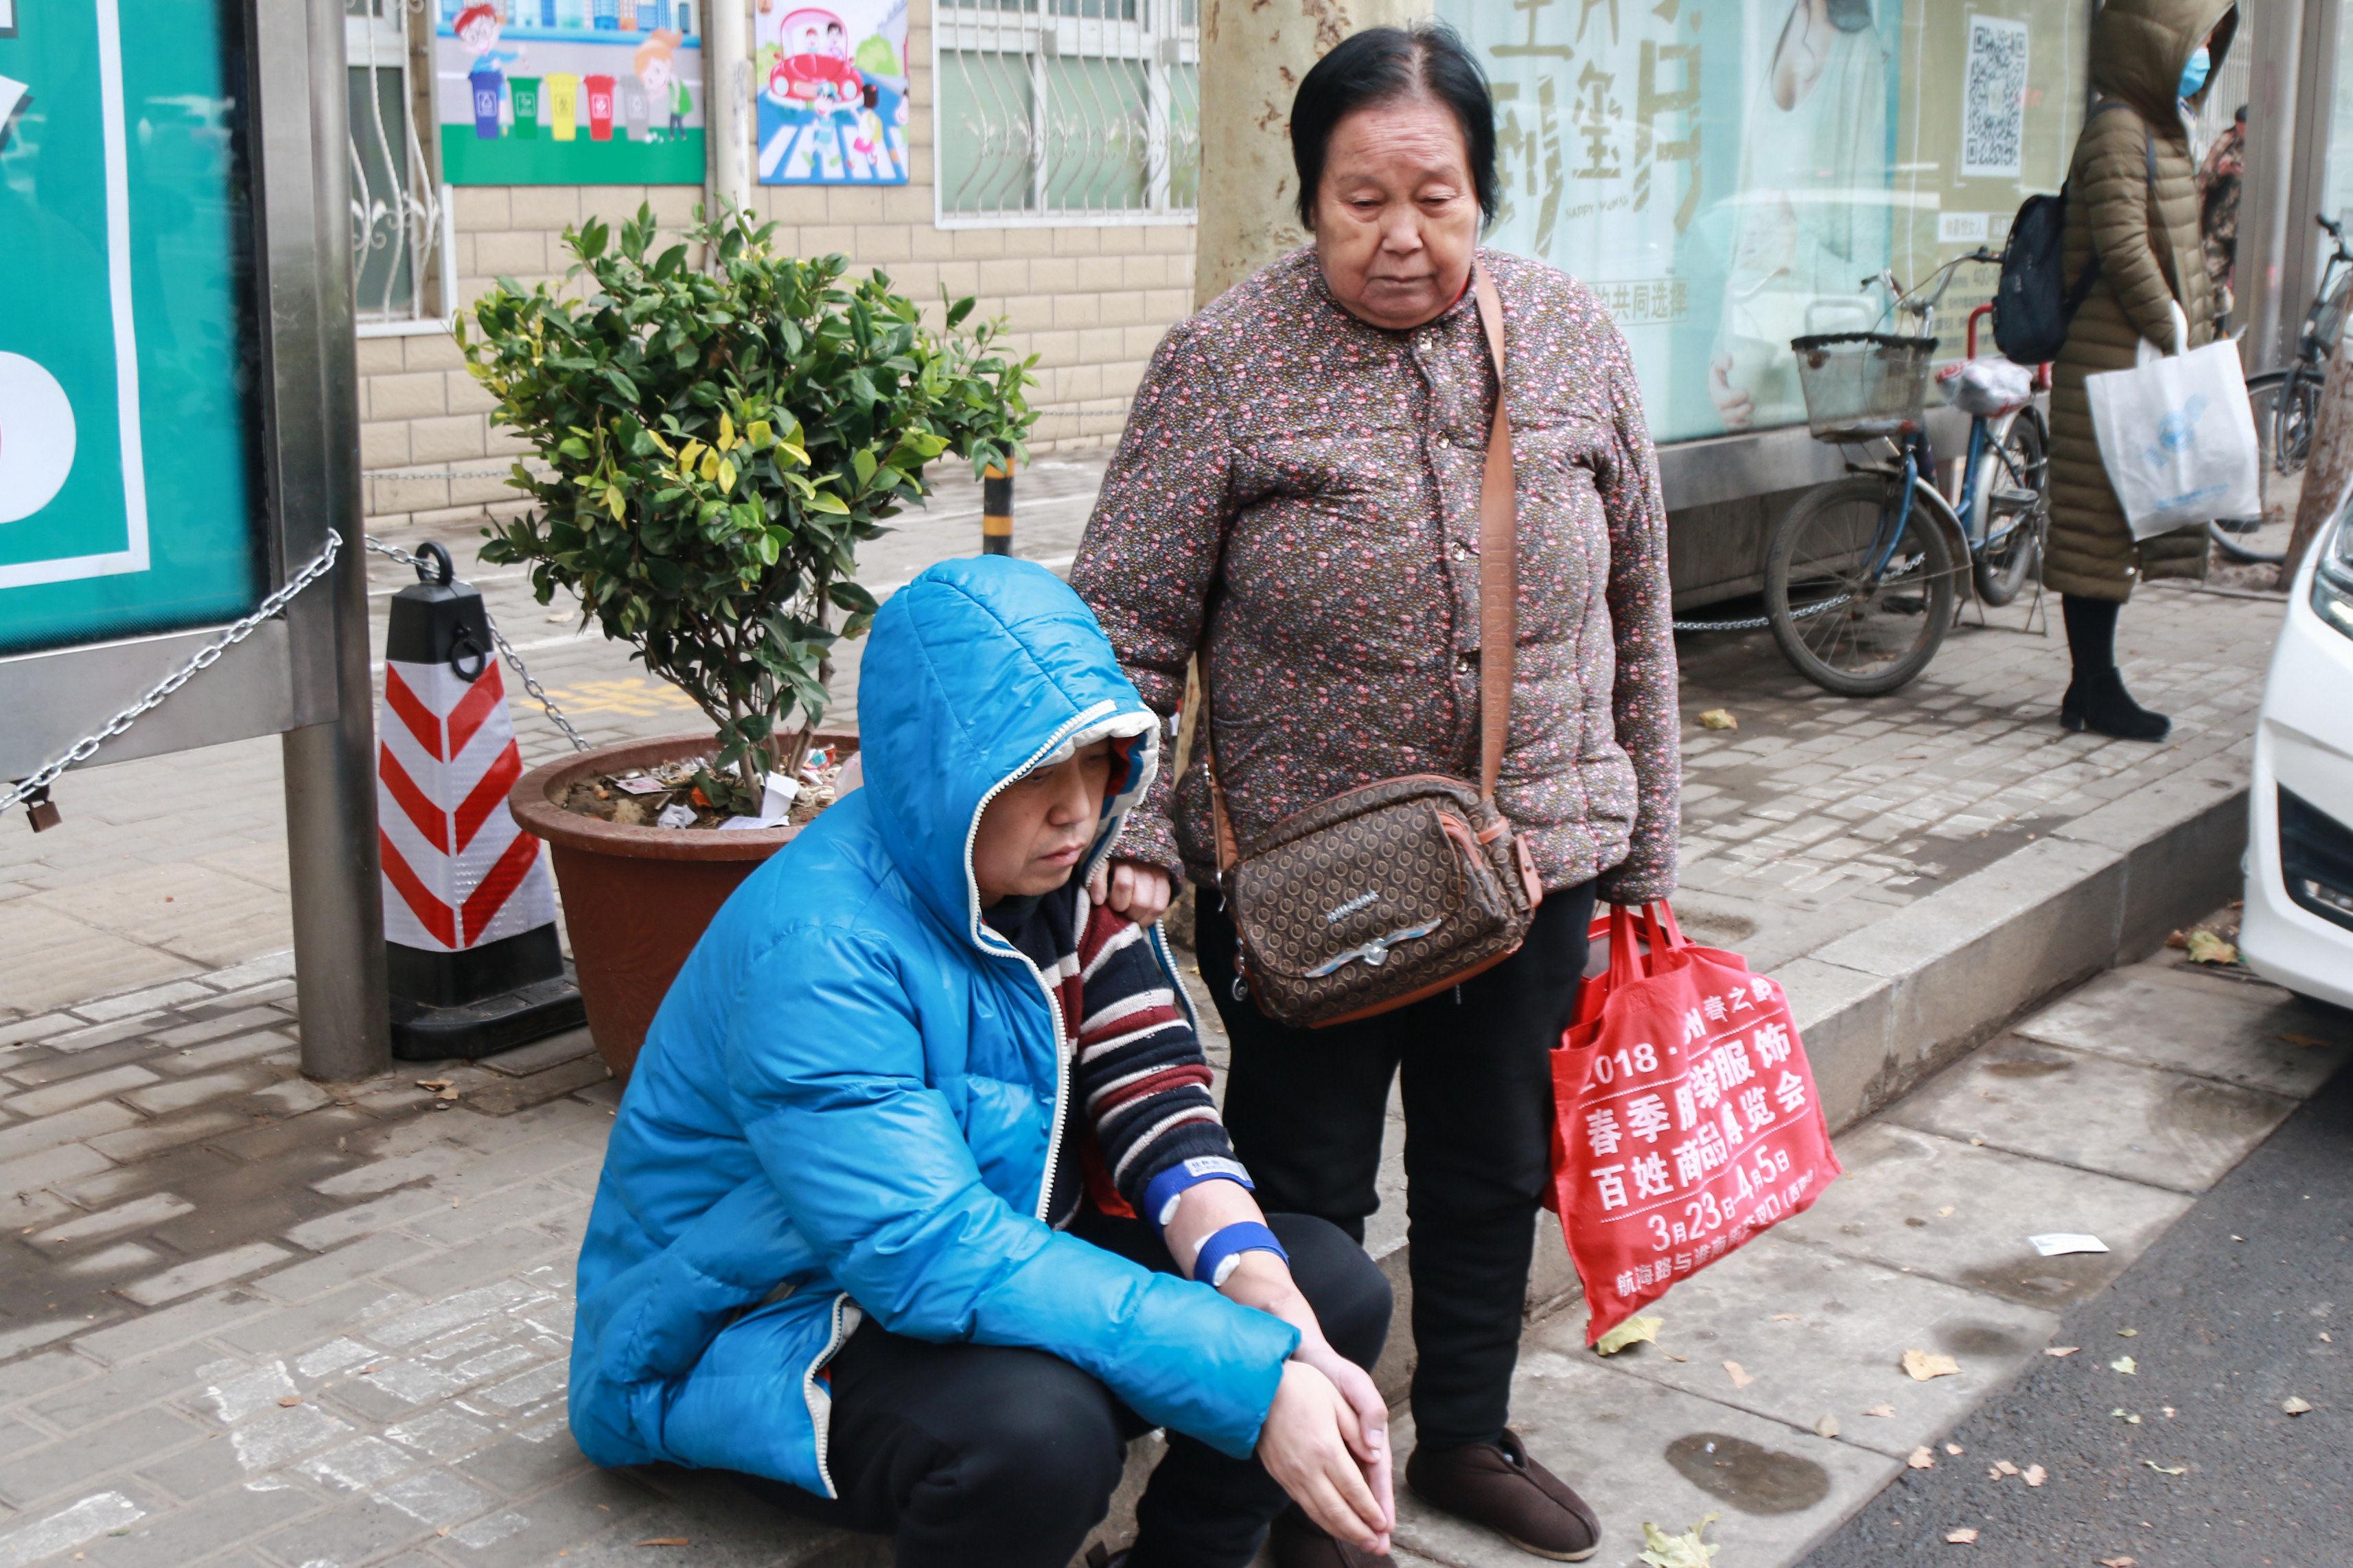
[1439,0,2086,445]
[755,0,909,185]
[0,0,265,656]
[436,0,706,186]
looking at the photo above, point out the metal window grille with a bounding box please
[934,0,1200,226]
[347,0,454,328]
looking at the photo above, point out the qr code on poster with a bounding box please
[1961,15,2030,178]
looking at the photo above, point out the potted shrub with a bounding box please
[475,203,1036,1075]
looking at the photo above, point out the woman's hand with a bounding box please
[1088,858,1172,926]
[1708,353,1755,430]
[1258,1361,1393,1555]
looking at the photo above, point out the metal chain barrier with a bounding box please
[361,536,592,755]
[3,530,347,818]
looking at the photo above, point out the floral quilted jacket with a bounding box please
[1070,246,1680,904]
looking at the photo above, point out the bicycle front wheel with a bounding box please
[1765,476,1958,697]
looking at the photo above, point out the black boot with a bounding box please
[2059,595,2169,741]
[2060,666,2171,740]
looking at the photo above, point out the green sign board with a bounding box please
[0,0,266,657]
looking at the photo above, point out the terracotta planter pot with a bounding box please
[509,732,856,1081]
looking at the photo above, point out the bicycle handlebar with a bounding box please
[2319,212,2345,240]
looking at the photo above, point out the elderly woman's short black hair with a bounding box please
[1289,23,1498,232]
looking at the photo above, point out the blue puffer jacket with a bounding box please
[568,557,1299,1498]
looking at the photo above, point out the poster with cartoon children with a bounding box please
[435,0,704,185]
[754,0,907,185]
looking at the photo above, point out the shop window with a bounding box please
[934,0,1199,224]
[348,0,453,329]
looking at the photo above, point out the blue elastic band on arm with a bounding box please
[1190,1221,1288,1289]
[1142,1156,1255,1231]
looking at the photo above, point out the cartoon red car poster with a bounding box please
[754,0,907,185]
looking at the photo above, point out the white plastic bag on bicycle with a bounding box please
[1939,358,2034,417]
[2087,301,2261,541]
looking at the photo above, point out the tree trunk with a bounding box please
[2281,334,2353,589]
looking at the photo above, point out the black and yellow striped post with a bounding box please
[982,463,1014,555]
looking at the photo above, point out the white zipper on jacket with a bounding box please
[804,1291,863,1498]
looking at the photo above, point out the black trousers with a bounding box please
[1198,880,1597,1449]
[740,1209,1390,1568]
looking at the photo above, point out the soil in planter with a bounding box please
[557,751,850,831]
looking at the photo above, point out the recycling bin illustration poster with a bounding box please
[0,0,266,657]
[756,0,909,185]
[436,1,706,185]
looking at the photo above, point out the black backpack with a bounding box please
[1992,102,2154,364]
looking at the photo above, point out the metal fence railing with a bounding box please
[347,0,452,328]
[934,0,1200,225]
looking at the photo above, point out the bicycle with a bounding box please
[2247,211,2350,478]
[2212,211,2350,563]
[1761,249,2051,697]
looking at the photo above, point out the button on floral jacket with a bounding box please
[1070,246,1679,906]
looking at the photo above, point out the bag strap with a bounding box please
[1469,266,1518,803]
[1202,264,1519,871]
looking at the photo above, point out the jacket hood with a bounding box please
[2091,0,2236,124]
[856,556,1159,953]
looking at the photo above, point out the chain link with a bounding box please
[3,531,347,817]
[361,536,591,755]
[1673,594,1851,634]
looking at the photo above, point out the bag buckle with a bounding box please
[1306,920,1442,978]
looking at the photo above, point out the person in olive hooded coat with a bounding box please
[2044,0,2236,740]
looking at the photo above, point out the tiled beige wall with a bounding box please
[359,0,1196,533]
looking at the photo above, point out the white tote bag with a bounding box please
[2086,303,2262,541]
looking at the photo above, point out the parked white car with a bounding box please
[2240,500,2353,1011]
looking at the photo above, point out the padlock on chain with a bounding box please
[19,785,60,833]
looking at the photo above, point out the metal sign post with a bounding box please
[0,0,388,1079]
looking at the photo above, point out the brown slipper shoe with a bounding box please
[1405,1428,1601,1562]
[1268,1502,1388,1568]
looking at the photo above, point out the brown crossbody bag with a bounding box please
[1201,267,1542,1029]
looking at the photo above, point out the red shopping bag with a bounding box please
[1549,902,1842,1345]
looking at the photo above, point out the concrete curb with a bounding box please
[1794,759,2248,1134]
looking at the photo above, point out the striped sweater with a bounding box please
[982,884,1238,1227]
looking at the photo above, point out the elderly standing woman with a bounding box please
[1071,25,1678,1566]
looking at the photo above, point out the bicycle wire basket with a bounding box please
[1789,331,1939,443]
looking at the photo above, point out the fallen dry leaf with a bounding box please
[2045,1346,2080,1357]
[1635,1512,1721,1568]
[2023,1464,2047,1487]
[1991,1460,2019,1477]
[1595,1315,1663,1356]
[1903,1349,1962,1381]
[2161,1407,2177,1418]
[1697,708,1739,732]
[2184,930,2236,966]
[415,1079,451,1090]
[2283,1396,2315,1416]
[275,1395,301,1408]
[2164,929,2188,949]
[1771,1313,1803,1322]
[2111,1356,2137,1376]
[1945,1442,1965,1455]
[2143,1461,2186,1476]
[2111,1409,2142,1425]
[2116,1328,2138,1337]
[1907,1447,1936,1469]
[1866,1404,1898,1418]
[2279,1032,2332,1049]
[1814,1412,1840,1438]
[1945,1527,1979,1545]
[2098,1558,2139,1567]
[1723,1360,1755,1388]
[1936,1206,1956,1218]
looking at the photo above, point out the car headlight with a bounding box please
[2314,507,2353,639]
